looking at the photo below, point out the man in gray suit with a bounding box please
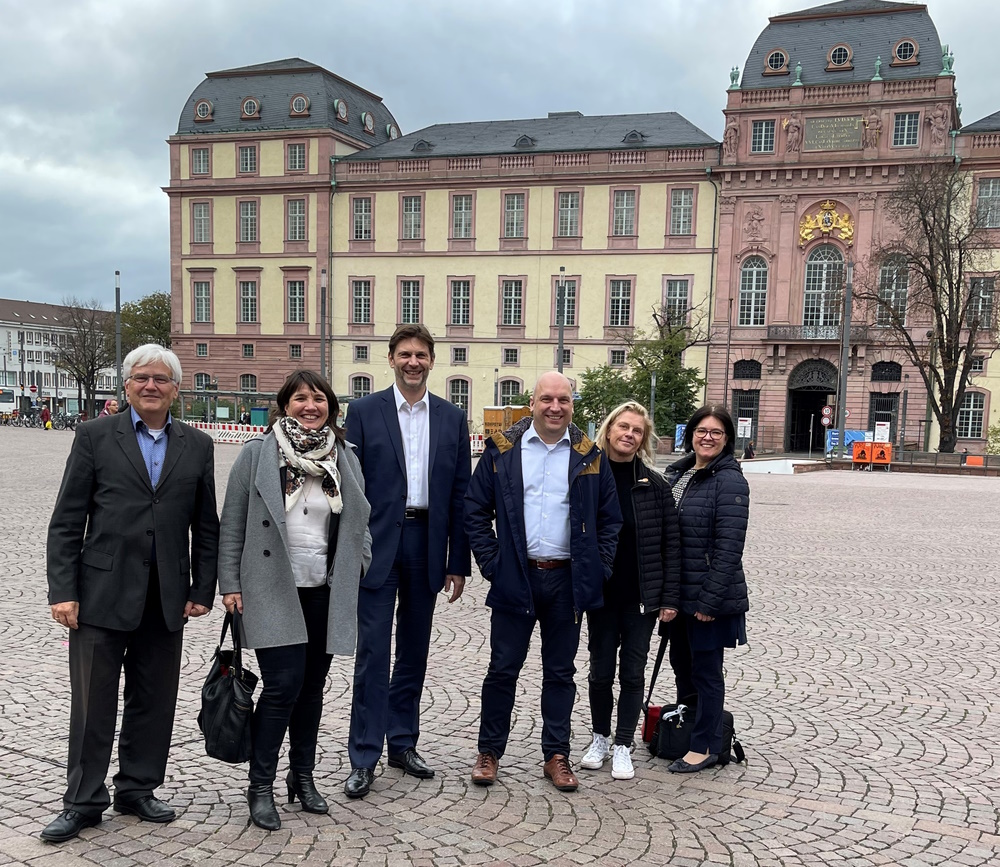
[42,344,219,843]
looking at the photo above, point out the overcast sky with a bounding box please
[0,0,994,307]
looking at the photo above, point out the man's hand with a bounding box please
[443,575,465,603]
[658,607,678,623]
[694,611,715,622]
[222,593,243,615]
[51,602,79,630]
[184,602,211,618]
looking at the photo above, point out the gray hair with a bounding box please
[123,344,182,383]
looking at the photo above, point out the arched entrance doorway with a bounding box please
[786,359,838,452]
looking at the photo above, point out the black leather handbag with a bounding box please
[198,610,258,764]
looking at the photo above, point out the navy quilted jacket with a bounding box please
[667,451,750,618]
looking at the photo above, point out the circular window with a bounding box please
[195,101,210,118]
[831,45,850,66]
[387,124,399,140]
[767,50,787,71]
[291,96,307,113]
[243,98,258,116]
[895,40,915,61]
[364,112,375,132]
[336,99,348,120]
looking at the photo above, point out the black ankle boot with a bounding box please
[247,784,280,830]
[286,770,329,814]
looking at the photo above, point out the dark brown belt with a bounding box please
[528,558,570,570]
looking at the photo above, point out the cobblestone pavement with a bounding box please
[2,426,1000,866]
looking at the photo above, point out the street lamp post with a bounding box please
[835,260,855,460]
[320,268,328,380]
[114,270,122,404]
[493,368,499,406]
[556,266,566,373]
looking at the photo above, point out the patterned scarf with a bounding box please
[273,416,343,514]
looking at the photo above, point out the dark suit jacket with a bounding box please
[46,411,220,632]
[346,386,471,591]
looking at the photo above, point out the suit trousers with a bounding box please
[478,564,582,762]
[65,566,183,816]
[349,519,435,769]
[249,585,333,785]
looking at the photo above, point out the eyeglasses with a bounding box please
[694,427,726,440]
[129,374,174,386]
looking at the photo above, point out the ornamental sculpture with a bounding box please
[799,201,854,247]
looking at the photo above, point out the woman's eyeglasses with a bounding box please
[694,428,726,440]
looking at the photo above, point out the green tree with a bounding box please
[120,291,172,355]
[54,297,114,417]
[574,365,634,429]
[987,422,1000,456]
[506,390,532,407]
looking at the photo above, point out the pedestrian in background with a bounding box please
[98,399,119,418]
[40,405,51,430]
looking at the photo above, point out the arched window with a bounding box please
[448,378,470,415]
[734,359,762,379]
[499,379,523,403]
[351,375,372,400]
[877,257,908,326]
[739,256,768,326]
[803,245,844,331]
[239,374,257,393]
[194,372,211,390]
[957,391,986,438]
[871,361,902,382]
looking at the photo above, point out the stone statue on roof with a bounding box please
[723,117,740,159]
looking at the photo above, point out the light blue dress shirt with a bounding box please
[130,406,171,490]
[521,423,572,559]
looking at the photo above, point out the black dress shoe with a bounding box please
[387,748,435,779]
[247,784,280,831]
[113,795,176,823]
[40,810,101,842]
[344,767,375,799]
[667,754,719,774]
[286,770,329,814]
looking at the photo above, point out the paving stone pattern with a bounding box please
[1,426,999,866]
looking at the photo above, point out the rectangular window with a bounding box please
[238,145,257,173]
[893,112,920,147]
[287,280,306,323]
[351,376,372,399]
[609,279,632,327]
[239,281,258,323]
[196,343,208,357]
[556,279,577,326]
[971,356,985,373]
[287,142,306,171]
[968,277,995,328]
[239,201,258,242]
[287,198,306,241]
[242,343,254,358]
[449,379,470,414]
[450,280,471,325]
[503,347,519,365]
[504,193,525,238]
[669,189,694,235]
[612,190,636,235]
[957,391,986,438]
[400,280,420,324]
[502,280,523,326]
[191,147,210,174]
[402,196,422,239]
[751,120,776,153]
[290,344,303,359]
[353,197,372,240]
[354,345,369,362]
[557,192,579,237]
[452,346,468,364]
[610,349,626,367]
[664,279,689,326]
[352,280,371,324]
[560,349,572,367]
[194,282,211,322]
[499,380,521,403]
[978,178,1000,228]
[193,202,210,243]
[452,194,473,238]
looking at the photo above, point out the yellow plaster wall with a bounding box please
[260,140,284,177]
[213,143,235,179]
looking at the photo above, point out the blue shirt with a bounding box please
[520,422,571,559]
[130,407,172,489]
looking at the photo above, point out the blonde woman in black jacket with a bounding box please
[579,402,681,781]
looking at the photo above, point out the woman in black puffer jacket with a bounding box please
[666,405,749,773]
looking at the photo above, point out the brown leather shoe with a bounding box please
[471,752,499,786]
[543,755,579,791]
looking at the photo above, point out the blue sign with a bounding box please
[825,429,867,454]
[675,424,687,448]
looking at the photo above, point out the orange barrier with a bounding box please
[851,442,871,467]
[966,455,984,467]
[871,443,892,467]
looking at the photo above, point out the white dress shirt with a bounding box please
[393,382,430,509]
[521,422,572,559]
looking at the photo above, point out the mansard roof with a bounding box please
[963,110,1000,134]
[175,58,400,144]
[341,112,717,161]
[742,0,943,90]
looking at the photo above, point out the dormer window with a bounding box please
[764,49,789,76]
[289,94,310,117]
[194,99,213,122]
[386,124,400,140]
[411,139,434,153]
[361,112,375,134]
[622,130,645,144]
[334,99,349,122]
[827,44,853,70]
[892,39,919,66]
[514,135,536,149]
[241,97,261,120]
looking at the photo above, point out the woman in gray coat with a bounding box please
[218,370,371,830]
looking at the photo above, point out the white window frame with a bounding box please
[449,379,470,414]
[504,193,525,238]
[957,391,985,438]
[978,178,1000,228]
[351,375,372,399]
[751,120,776,154]
[400,280,420,324]
[558,191,580,237]
[612,190,636,236]
[609,279,632,327]
[669,189,694,235]
[450,280,471,325]
[502,279,523,326]
[892,112,920,147]
[238,145,257,173]
[402,196,422,239]
[193,282,211,323]
[664,279,689,326]
[452,194,473,239]
[239,201,258,242]
[287,280,306,323]
[193,202,210,243]
[353,197,372,240]
[191,147,210,175]
[739,257,768,326]
[287,142,306,171]
[239,281,258,323]
[287,198,306,241]
[352,280,372,324]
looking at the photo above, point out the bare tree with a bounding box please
[856,163,997,452]
[55,298,114,417]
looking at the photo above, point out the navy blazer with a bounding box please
[346,386,471,591]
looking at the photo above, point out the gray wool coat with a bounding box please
[218,432,372,655]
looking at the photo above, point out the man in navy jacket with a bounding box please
[465,371,621,791]
[344,324,471,798]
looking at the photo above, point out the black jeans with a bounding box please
[586,600,657,746]
[249,585,332,786]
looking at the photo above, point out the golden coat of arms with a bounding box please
[799,201,854,247]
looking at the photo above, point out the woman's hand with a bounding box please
[222,593,243,615]
[658,607,678,623]
[694,611,715,622]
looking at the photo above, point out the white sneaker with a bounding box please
[580,733,611,769]
[611,744,635,780]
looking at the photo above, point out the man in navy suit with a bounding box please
[343,324,471,798]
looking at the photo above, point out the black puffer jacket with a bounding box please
[628,459,682,614]
[668,451,750,618]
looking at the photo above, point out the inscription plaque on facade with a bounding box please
[804,116,863,151]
